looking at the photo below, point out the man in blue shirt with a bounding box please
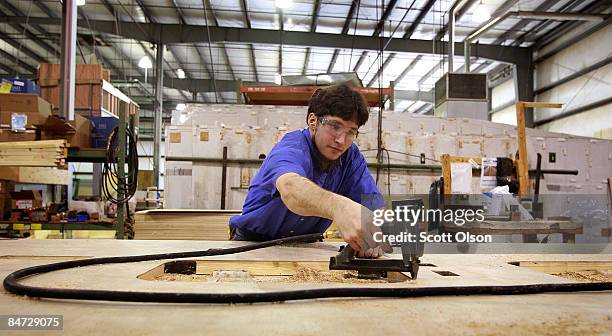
[229,84,390,258]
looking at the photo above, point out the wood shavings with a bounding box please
[553,270,612,283]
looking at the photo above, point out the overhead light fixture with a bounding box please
[138,56,152,69]
[274,73,282,85]
[138,56,153,84]
[60,0,86,6]
[472,1,491,23]
[176,103,186,111]
[275,0,292,9]
[176,69,185,79]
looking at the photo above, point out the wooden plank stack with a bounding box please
[0,139,68,167]
[134,209,241,240]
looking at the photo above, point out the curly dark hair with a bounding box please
[306,84,370,127]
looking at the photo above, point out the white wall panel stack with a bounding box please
[164,104,612,211]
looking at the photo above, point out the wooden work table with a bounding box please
[443,219,583,243]
[0,239,611,335]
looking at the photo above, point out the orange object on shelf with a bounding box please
[240,85,392,107]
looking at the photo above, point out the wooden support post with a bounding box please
[441,154,451,195]
[515,102,529,197]
[515,102,562,197]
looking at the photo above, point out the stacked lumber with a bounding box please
[0,140,67,167]
[134,209,241,240]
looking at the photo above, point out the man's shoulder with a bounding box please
[273,129,309,151]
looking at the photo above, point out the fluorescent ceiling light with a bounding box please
[275,0,292,9]
[176,69,185,79]
[472,2,491,23]
[274,73,282,85]
[138,56,152,69]
[60,0,86,6]
[176,103,186,111]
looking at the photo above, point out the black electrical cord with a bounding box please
[4,233,612,304]
[102,126,138,205]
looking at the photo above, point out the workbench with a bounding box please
[443,219,583,243]
[1,239,611,335]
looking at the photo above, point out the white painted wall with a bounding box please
[533,23,612,139]
[489,21,612,139]
[491,77,515,110]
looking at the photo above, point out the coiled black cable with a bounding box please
[102,125,138,204]
[3,233,612,304]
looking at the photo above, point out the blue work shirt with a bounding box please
[229,128,384,239]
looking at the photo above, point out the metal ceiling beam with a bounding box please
[113,76,427,100]
[134,0,155,23]
[403,0,436,38]
[302,47,311,75]
[327,50,340,73]
[535,15,612,63]
[352,51,368,72]
[532,0,610,50]
[0,17,531,65]
[0,1,59,56]
[534,55,612,95]
[0,48,37,73]
[240,0,251,29]
[414,103,433,115]
[131,1,190,101]
[372,0,398,37]
[203,0,235,80]
[434,0,477,41]
[367,53,395,87]
[239,0,256,83]
[492,0,557,45]
[393,55,422,84]
[0,30,48,63]
[74,2,129,80]
[310,0,321,33]
[510,0,583,47]
[328,0,360,74]
[249,45,259,82]
[417,60,444,86]
[0,61,19,75]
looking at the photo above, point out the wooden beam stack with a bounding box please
[0,140,68,168]
[134,209,241,240]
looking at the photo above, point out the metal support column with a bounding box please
[153,43,164,190]
[116,102,127,239]
[59,0,77,120]
[514,63,535,127]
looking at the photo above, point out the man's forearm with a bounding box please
[276,173,350,220]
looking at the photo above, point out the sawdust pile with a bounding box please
[280,266,388,283]
[152,266,402,283]
[463,315,612,336]
[553,270,612,283]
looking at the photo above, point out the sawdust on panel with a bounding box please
[553,270,612,283]
[153,266,407,284]
[462,315,612,336]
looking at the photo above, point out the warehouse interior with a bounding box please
[0,0,611,334]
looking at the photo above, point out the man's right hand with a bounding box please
[332,198,392,258]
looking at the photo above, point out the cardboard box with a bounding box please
[0,128,38,142]
[40,115,92,148]
[0,94,52,128]
[10,190,43,209]
[0,78,41,94]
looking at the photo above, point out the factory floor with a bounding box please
[1,239,611,335]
